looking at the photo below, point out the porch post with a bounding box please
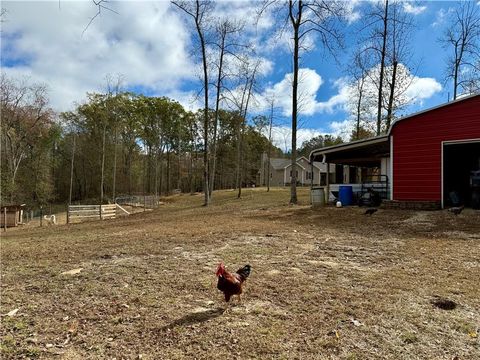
[326,163,330,204]
[310,161,314,188]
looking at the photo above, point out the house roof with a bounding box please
[270,158,291,170]
[270,156,324,171]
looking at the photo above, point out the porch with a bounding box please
[309,135,391,205]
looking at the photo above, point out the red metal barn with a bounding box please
[390,95,480,208]
[310,94,480,209]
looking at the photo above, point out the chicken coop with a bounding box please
[310,94,480,209]
[1,204,26,228]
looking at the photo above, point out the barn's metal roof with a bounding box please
[309,93,480,166]
[387,93,479,135]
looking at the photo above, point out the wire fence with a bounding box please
[115,195,161,209]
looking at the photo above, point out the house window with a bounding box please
[290,170,298,178]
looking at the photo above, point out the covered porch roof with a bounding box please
[309,135,390,167]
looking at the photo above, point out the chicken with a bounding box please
[364,208,378,216]
[215,263,251,310]
[448,205,464,216]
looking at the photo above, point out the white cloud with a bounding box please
[267,123,353,152]
[403,3,427,15]
[345,0,363,23]
[328,119,353,140]
[1,1,194,111]
[164,89,202,112]
[267,125,324,152]
[254,68,324,116]
[432,7,454,27]
[314,78,350,114]
[405,76,442,102]
[253,62,442,127]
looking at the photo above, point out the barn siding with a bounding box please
[391,95,480,201]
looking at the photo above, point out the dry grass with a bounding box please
[1,188,479,359]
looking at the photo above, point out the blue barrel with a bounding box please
[339,186,353,206]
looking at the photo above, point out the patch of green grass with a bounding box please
[0,334,17,356]
[454,322,476,335]
[401,331,418,344]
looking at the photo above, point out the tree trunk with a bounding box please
[267,100,274,192]
[100,125,106,204]
[69,135,76,204]
[235,114,242,193]
[195,2,210,206]
[189,149,194,194]
[154,151,159,197]
[355,78,364,140]
[112,124,117,202]
[210,34,226,197]
[159,153,164,196]
[386,60,398,129]
[376,0,389,135]
[453,57,460,100]
[167,149,171,195]
[289,0,301,204]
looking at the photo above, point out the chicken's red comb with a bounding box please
[215,262,224,276]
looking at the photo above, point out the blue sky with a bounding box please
[1,1,478,148]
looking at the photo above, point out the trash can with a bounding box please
[339,185,353,206]
[311,187,325,208]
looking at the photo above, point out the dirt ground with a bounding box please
[1,188,479,359]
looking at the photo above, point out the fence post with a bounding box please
[144,195,146,212]
[99,204,103,220]
[66,204,70,224]
[3,207,6,232]
[30,210,33,223]
[40,206,43,227]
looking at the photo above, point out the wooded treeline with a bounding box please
[1,0,478,207]
[0,75,279,207]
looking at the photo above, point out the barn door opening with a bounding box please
[443,140,480,208]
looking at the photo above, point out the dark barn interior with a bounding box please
[443,141,480,208]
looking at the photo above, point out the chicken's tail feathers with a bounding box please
[236,264,251,280]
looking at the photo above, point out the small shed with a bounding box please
[1,204,25,228]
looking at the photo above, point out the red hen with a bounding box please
[215,263,251,307]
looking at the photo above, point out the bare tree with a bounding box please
[347,50,372,140]
[375,0,389,135]
[172,0,213,206]
[224,57,261,198]
[350,0,416,134]
[440,1,480,100]
[283,0,345,204]
[105,74,123,202]
[83,0,119,35]
[383,1,414,129]
[209,19,245,197]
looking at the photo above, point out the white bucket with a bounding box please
[311,187,325,208]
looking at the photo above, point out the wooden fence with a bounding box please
[67,204,127,224]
